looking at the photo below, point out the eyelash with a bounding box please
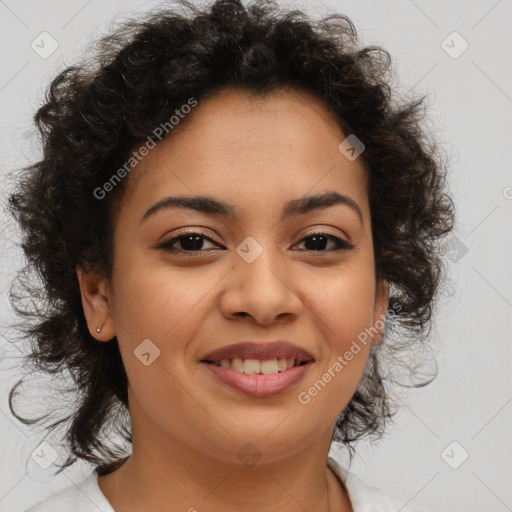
[157,230,353,254]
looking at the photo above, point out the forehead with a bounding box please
[118,87,369,222]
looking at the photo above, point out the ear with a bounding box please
[76,265,115,342]
[371,278,389,346]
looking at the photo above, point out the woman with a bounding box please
[6,0,454,510]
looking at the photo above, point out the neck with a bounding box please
[97,406,352,512]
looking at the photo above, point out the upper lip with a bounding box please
[200,341,315,363]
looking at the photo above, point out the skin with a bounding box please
[77,87,389,512]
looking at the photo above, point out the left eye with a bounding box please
[158,231,352,253]
[294,232,352,252]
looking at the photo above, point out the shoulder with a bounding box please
[327,457,434,512]
[22,471,114,512]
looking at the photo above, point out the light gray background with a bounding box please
[1,0,511,511]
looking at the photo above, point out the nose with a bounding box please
[219,249,303,325]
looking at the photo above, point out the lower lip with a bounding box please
[201,361,313,398]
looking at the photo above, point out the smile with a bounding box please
[201,359,314,397]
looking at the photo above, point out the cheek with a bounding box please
[304,261,377,346]
[110,253,214,343]
[296,282,375,423]
[109,259,223,399]
[296,261,376,408]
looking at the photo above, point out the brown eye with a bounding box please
[157,230,353,255]
[294,232,353,252]
[158,232,221,253]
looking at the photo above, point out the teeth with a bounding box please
[260,359,278,375]
[232,358,244,372]
[212,357,299,374]
[243,359,261,375]
[277,357,288,372]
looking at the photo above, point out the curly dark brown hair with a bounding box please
[4,0,455,477]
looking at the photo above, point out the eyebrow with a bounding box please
[140,191,364,226]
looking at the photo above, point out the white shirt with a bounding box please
[23,456,430,512]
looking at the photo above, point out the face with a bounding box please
[78,87,388,465]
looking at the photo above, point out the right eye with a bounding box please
[157,231,223,253]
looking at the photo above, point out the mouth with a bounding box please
[200,341,315,375]
[202,356,312,375]
[199,341,315,397]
